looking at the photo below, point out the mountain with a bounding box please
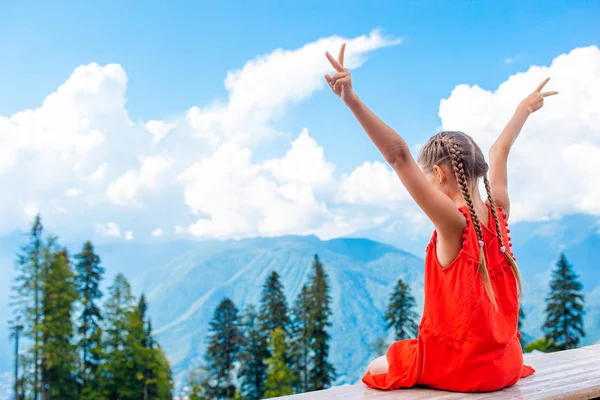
[124,235,425,385]
[0,212,597,398]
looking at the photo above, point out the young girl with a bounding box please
[325,44,558,392]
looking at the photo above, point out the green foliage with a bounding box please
[259,271,290,333]
[543,254,585,351]
[288,284,311,393]
[307,255,335,391]
[204,297,242,399]
[74,241,104,393]
[385,278,419,341]
[10,216,173,400]
[525,337,555,353]
[239,305,268,400]
[264,328,295,398]
[10,215,45,399]
[40,248,79,399]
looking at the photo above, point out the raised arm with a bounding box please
[325,44,464,234]
[488,78,558,219]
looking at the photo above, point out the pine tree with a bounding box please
[289,284,311,393]
[264,328,295,398]
[40,248,79,400]
[307,255,335,391]
[385,278,419,341]
[74,241,104,394]
[543,254,585,351]
[10,215,45,399]
[205,297,242,399]
[238,305,268,400]
[259,271,290,333]
[102,273,136,399]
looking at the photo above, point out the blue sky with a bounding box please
[0,1,599,244]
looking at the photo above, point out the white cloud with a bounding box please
[107,156,173,205]
[4,32,597,245]
[151,228,165,237]
[337,161,408,205]
[99,222,121,237]
[185,30,399,146]
[439,46,600,222]
[145,120,176,145]
[262,128,335,187]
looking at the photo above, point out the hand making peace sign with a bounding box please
[519,77,559,114]
[324,43,354,103]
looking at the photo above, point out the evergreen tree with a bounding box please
[289,284,311,393]
[10,215,45,399]
[385,278,419,341]
[74,241,104,393]
[40,248,79,400]
[238,305,268,400]
[307,255,335,391]
[264,328,295,398]
[204,298,242,399]
[543,254,585,351]
[102,273,136,399]
[259,271,290,333]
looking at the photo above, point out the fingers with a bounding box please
[329,70,349,87]
[535,77,551,92]
[542,91,559,97]
[338,43,346,66]
[333,76,351,93]
[326,51,344,72]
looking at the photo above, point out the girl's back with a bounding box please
[416,204,532,392]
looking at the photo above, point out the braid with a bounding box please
[483,176,523,299]
[483,176,505,248]
[442,137,497,309]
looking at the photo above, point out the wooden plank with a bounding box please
[276,345,600,400]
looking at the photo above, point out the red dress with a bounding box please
[363,204,535,392]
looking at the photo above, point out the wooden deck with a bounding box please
[276,344,600,400]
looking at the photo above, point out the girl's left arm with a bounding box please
[325,44,464,234]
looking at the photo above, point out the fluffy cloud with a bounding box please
[337,161,408,205]
[439,46,600,222]
[2,32,597,243]
[185,30,400,146]
[107,156,173,205]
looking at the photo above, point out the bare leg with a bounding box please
[367,355,389,375]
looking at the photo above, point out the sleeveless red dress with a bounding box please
[362,204,534,392]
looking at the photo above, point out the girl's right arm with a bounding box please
[488,78,558,219]
[325,44,465,235]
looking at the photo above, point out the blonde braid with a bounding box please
[441,137,497,309]
[483,176,523,299]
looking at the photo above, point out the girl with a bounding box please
[324,43,558,392]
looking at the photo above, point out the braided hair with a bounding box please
[418,131,522,308]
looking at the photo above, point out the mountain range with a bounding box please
[0,212,598,398]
